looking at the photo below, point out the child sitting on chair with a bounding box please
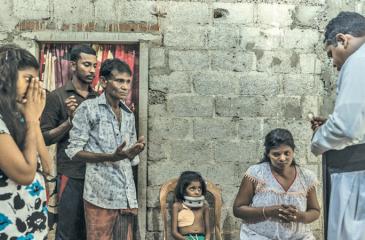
[172,171,211,240]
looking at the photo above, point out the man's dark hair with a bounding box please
[174,171,207,202]
[100,58,132,80]
[324,11,365,46]
[70,44,96,62]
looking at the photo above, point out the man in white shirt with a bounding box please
[310,11,365,240]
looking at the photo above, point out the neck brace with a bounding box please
[183,196,205,208]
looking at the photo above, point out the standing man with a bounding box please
[310,12,365,240]
[41,44,98,240]
[66,59,145,240]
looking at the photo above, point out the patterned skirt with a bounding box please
[0,172,48,239]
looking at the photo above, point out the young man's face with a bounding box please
[72,53,97,84]
[104,70,132,101]
[324,33,361,72]
[325,43,349,72]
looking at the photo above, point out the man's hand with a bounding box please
[65,96,78,120]
[310,116,327,132]
[112,136,145,162]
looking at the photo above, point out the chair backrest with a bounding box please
[159,178,222,240]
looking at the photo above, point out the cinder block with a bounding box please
[260,97,284,118]
[304,163,320,179]
[149,117,192,141]
[214,140,261,164]
[239,72,281,96]
[309,218,324,232]
[147,208,163,231]
[146,186,160,208]
[220,203,244,232]
[148,104,168,118]
[13,0,50,20]
[159,2,210,25]
[193,162,241,186]
[283,74,317,95]
[208,24,240,49]
[0,32,8,41]
[238,118,264,141]
[150,71,191,94]
[282,96,302,119]
[145,231,163,240]
[297,140,322,167]
[294,140,312,164]
[12,38,38,55]
[0,1,18,31]
[293,6,323,27]
[256,50,300,74]
[263,119,313,142]
[193,118,238,140]
[149,48,166,69]
[212,3,254,24]
[281,29,320,51]
[94,0,116,22]
[299,53,322,74]
[149,89,167,105]
[257,4,295,27]
[169,50,209,71]
[301,96,321,119]
[96,1,156,23]
[53,0,94,23]
[262,118,282,137]
[215,96,261,118]
[148,159,194,186]
[215,96,284,118]
[169,140,214,164]
[167,95,214,117]
[222,231,242,240]
[192,71,240,95]
[164,25,207,49]
[240,27,282,50]
[211,51,256,72]
[307,149,321,164]
[148,141,168,161]
[220,187,240,213]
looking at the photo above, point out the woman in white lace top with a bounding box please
[233,128,320,240]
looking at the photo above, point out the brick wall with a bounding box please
[2,0,365,239]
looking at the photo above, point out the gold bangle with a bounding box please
[262,207,267,220]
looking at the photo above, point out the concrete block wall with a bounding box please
[1,0,365,239]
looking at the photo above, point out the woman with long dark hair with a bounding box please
[0,45,52,239]
[233,128,320,239]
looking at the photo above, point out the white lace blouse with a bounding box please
[240,162,319,240]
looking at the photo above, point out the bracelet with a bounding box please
[262,207,267,220]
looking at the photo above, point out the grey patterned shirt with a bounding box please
[66,93,139,209]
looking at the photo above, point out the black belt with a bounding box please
[322,143,365,239]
